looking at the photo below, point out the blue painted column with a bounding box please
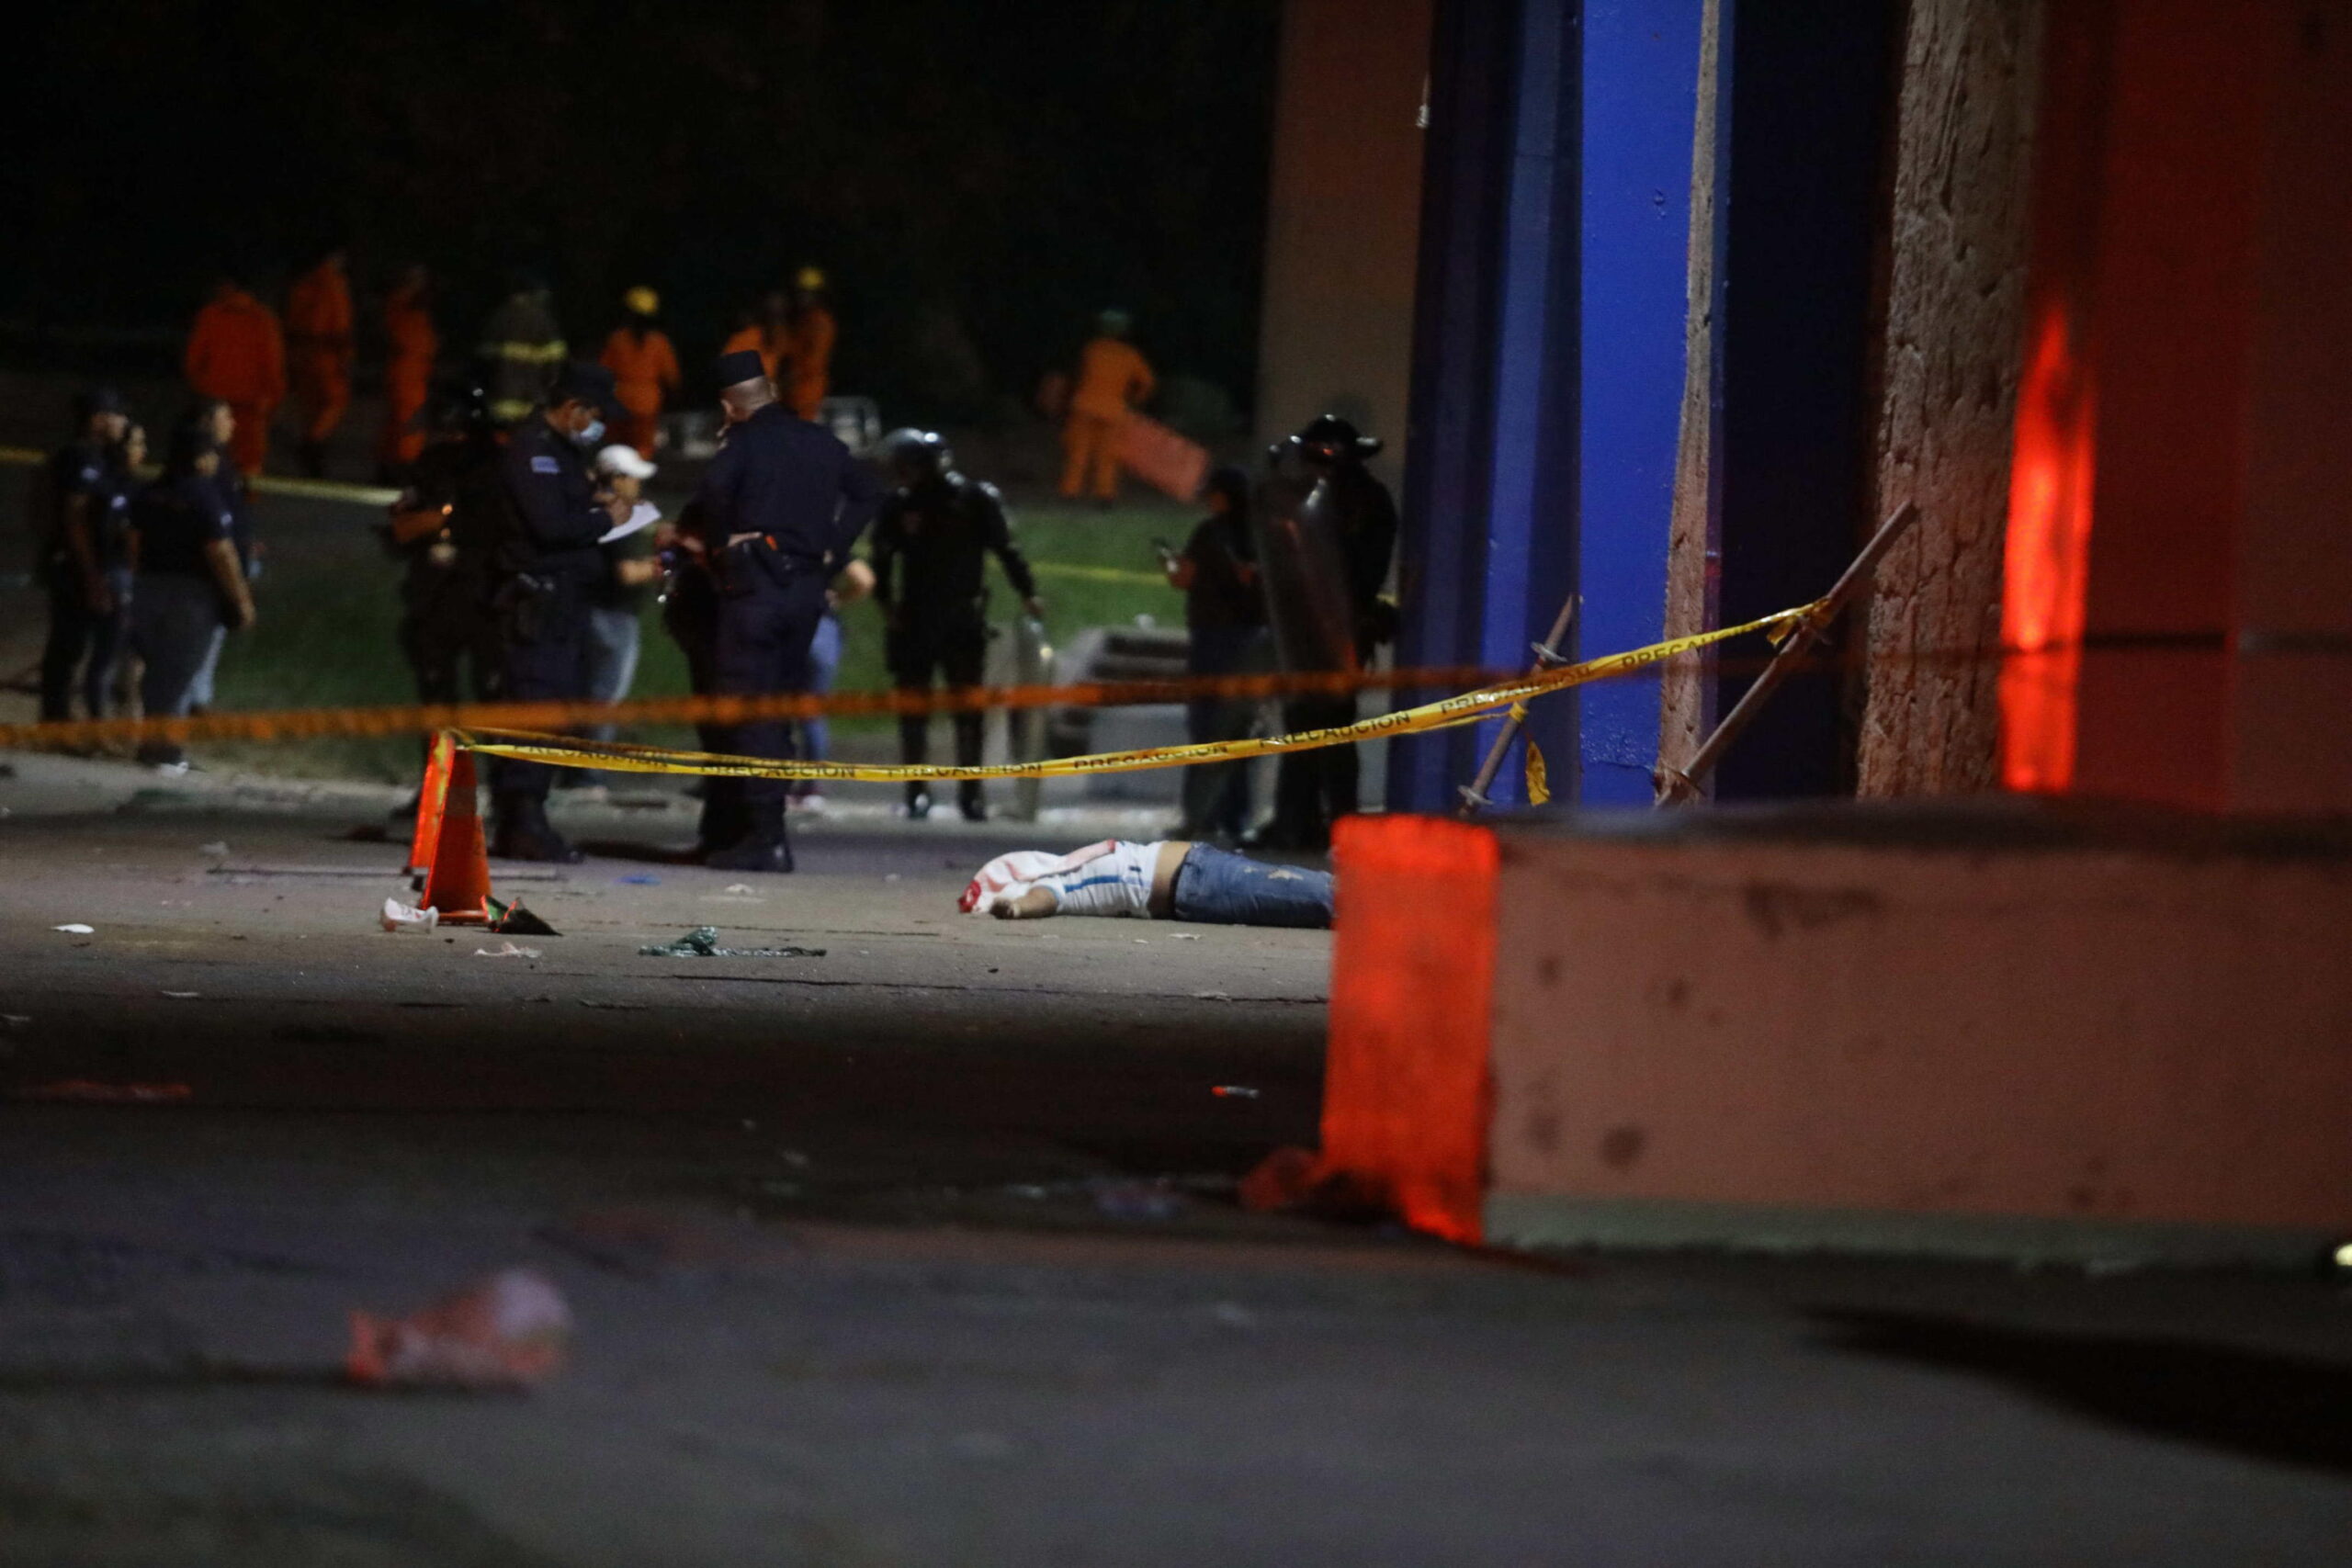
[1464,0,1583,807]
[1389,0,1703,813]
[1574,1,1703,804]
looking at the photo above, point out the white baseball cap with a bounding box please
[595,445,657,479]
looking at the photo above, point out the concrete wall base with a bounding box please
[1325,804,2352,1267]
[1483,1194,2337,1271]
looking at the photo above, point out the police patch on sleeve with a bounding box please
[531,456,560,474]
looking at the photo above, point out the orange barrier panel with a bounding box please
[1115,412,1210,502]
[1323,815,1500,1244]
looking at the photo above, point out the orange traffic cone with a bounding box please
[419,744,493,925]
[406,732,454,876]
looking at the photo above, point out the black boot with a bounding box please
[958,781,988,823]
[705,802,793,874]
[904,785,933,820]
[492,795,582,863]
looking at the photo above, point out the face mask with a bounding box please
[573,417,605,448]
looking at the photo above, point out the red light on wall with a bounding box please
[2000,303,2097,792]
[1323,815,1499,1244]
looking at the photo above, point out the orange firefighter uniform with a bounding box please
[786,303,835,421]
[184,286,286,477]
[379,279,440,470]
[285,257,355,453]
[1059,335,1157,502]
[599,326,682,457]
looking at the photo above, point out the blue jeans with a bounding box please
[796,612,842,765]
[1170,843,1333,929]
[582,604,643,745]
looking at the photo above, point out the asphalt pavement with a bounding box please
[0,750,2348,1565]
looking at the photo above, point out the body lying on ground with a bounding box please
[961,841,1332,929]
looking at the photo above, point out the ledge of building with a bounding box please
[1490,795,2352,863]
[1484,1194,2339,1271]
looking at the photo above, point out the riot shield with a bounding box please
[1250,462,1359,675]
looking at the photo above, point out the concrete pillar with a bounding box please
[1255,0,1433,481]
[2000,0,2352,815]
[1853,0,2045,797]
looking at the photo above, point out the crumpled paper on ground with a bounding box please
[346,1268,572,1389]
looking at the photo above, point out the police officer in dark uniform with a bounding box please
[869,429,1041,822]
[1259,413,1399,852]
[487,361,627,863]
[683,347,880,872]
[384,381,505,722]
[38,387,132,721]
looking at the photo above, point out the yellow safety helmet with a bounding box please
[622,286,660,317]
[794,265,828,293]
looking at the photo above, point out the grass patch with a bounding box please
[206,491,1201,782]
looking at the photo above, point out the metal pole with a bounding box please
[1654,501,1922,806]
[1458,594,1580,814]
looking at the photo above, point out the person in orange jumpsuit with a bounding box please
[378,263,440,478]
[285,248,355,476]
[1058,309,1155,504]
[598,286,682,457]
[720,289,793,385]
[786,266,836,422]
[183,273,286,478]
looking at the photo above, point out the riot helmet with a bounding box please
[877,427,954,489]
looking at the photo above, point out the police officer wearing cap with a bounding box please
[870,428,1042,821]
[485,360,628,862]
[683,346,881,872]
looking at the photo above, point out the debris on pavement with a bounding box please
[1210,1085,1261,1100]
[1172,932,1202,941]
[1238,1146,1324,1213]
[198,840,230,858]
[381,897,440,933]
[616,874,662,886]
[637,927,825,959]
[486,896,560,937]
[1,1014,28,1028]
[17,1080,194,1104]
[723,885,759,896]
[160,990,201,1000]
[474,942,543,960]
[1238,1146,1387,1221]
[52,924,95,935]
[1089,1178,1188,1223]
[1192,990,1235,1002]
[579,999,650,1011]
[345,1268,572,1390]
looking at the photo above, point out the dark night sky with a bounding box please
[4,0,1278,424]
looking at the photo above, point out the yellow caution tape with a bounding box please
[0,663,1512,752]
[1,444,399,506]
[1030,562,1171,587]
[453,601,1826,783]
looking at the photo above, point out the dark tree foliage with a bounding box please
[1,0,1277,422]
